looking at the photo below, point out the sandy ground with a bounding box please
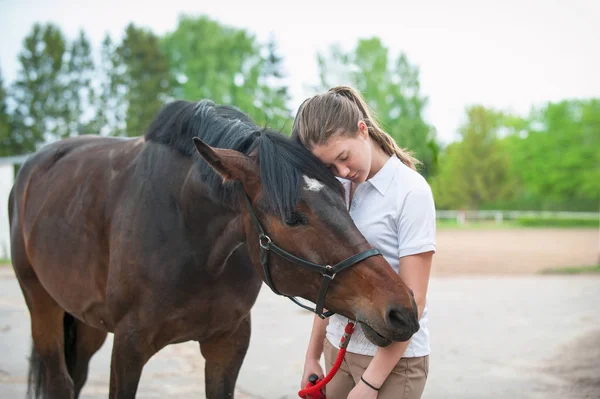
[0,228,598,399]
[432,228,599,275]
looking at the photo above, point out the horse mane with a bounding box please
[144,99,343,219]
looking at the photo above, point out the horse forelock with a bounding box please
[145,99,343,220]
[255,132,344,220]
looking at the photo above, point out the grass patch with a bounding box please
[516,217,598,228]
[0,259,11,267]
[437,217,598,229]
[540,264,600,275]
[436,220,520,229]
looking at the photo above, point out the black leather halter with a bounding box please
[243,194,381,319]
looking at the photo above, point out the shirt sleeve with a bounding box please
[397,184,437,258]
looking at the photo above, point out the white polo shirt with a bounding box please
[326,155,436,357]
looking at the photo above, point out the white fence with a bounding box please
[437,210,599,224]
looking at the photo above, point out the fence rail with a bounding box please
[437,210,599,224]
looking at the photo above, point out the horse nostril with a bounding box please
[387,307,419,332]
[387,308,406,328]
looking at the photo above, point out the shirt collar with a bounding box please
[367,155,400,196]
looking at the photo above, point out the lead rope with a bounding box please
[298,321,355,399]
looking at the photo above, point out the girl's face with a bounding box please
[311,121,372,184]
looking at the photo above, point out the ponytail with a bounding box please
[327,86,420,170]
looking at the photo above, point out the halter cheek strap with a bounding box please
[243,194,381,318]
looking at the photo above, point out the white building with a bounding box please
[0,155,29,259]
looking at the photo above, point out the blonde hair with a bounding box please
[292,85,420,170]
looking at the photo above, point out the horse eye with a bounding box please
[285,212,307,227]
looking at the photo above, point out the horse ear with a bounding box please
[192,137,259,185]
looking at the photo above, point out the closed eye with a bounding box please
[285,211,308,227]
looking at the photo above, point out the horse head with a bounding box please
[193,135,419,346]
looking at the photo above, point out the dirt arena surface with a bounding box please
[1,228,598,398]
[433,228,598,275]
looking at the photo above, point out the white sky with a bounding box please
[1,0,599,143]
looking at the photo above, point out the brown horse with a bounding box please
[8,100,419,398]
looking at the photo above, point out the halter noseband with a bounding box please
[243,194,381,319]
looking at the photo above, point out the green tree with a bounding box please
[161,15,291,131]
[431,106,517,209]
[507,100,600,210]
[64,29,97,137]
[317,38,439,178]
[0,68,13,156]
[92,34,127,137]
[11,23,69,152]
[257,35,292,132]
[116,24,172,137]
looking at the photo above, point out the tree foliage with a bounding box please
[0,69,13,156]
[64,30,97,137]
[115,23,173,137]
[431,106,517,209]
[161,16,291,132]
[504,100,600,210]
[93,34,126,137]
[257,35,292,132]
[10,23,69,153]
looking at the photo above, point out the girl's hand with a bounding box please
[300,358,324,390]
[347,379,379,399]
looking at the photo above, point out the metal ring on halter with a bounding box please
[324,265,336,279]
[259,235,272,249]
